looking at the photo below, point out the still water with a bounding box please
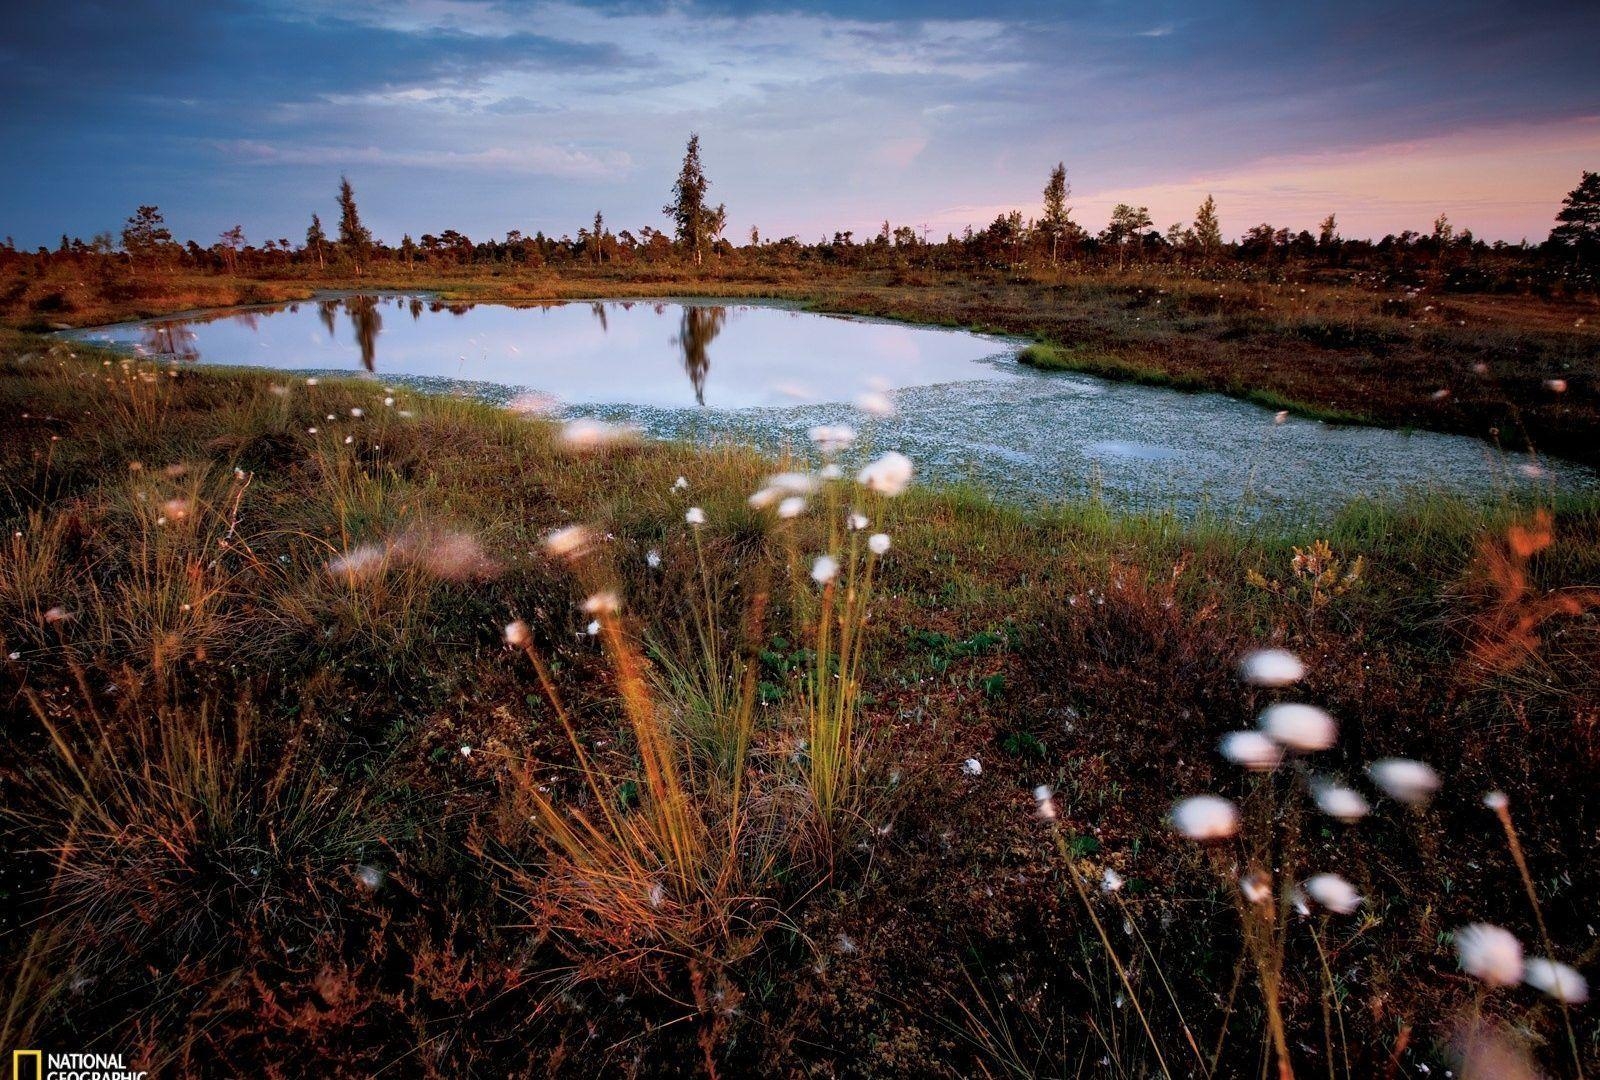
[76,294,1594,518]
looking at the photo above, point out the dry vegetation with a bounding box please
[2,326,1598,1077]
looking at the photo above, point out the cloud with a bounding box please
[217,138,633,179]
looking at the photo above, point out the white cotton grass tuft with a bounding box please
[1304,874,1361,914]
[544,525,592,561]
[326,544,386,582]
[1240,871,1272,904]
[506,391,557,416]
[43,606,74,625]
[685,507,706,526]
[1260,702,1337,751]
[808,424,857,454]
[1367,758,1441,805]
[810,555,838,584]
[1455,923,1524,987]
[868,533,891,555]
[1524,958,1589,1004]
[857,451,914,496]
[1239,648,1305,687]
[504,620,531,647]
[857,390,895,416]
[1171,795,1238,841]
[1033,784,1056,819]
[646,549,662,569]
[1101,868,1125,893]
[961,758,982,777]
[586,620,601,636]
[673,475,688,490]
[1483,790,1509,811]
[559,417,638,449]
[848,511,869,531]
[1218,730,1283,771]
[581,591,619,615]
[1311,780,1369,821]
[777,496,807,519]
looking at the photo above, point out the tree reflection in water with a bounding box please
[676,305,726,405]
[139,321,199,360]
[345,295,382,372]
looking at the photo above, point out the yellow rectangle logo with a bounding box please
[12,1050,42,1080]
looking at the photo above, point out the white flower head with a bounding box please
[586,620,601,636]
[326,544,386,582]
[1368,758,1441,805]
[858,451,914,496]
[1455,923,1524,987]
[560,417,638,449]
[504,620,531,647]
[1034,785,1057,819]
[1484,790,1509,811]
[646,549,662,569]
[1240,871,1273,904]
[1524,958,1589,1003]
[1239,648,1305,687]
[961,757,982,777]
[857,390,895,417]
[1304,874,1362,914]
[1312,781,1369,821]
[764,471,819,496]
[545,525,592,560]
[673,475,688,490]
[1171,795,1238,841]
[847,512,869,531]
[809,424,857,455]
[778,496,807,519]
[1101,868,1125,893]
[1260,703,1337,751]
[582,591,619,615]
[819,463,842,480]
[868,533,891,555]
[685,507,706,526]
[1219,730,1283,771]
[810,555,838,584]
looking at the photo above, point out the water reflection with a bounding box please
[347,294,381,372]
[139,321,199,360]
[677,305,726,405]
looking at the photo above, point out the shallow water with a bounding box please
[75,294,1595,519]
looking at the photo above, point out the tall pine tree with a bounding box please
[664,134,711,267]
[337,176,372,274]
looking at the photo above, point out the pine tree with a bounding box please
[306,213,327,269]
[337,176,372,273]
[1193,195,1222,257]
[1041,162,1071,265]
[664,134,711,267]
[1549,171,1600,264]
[121,205,172,268]
[1317,214,1338,249]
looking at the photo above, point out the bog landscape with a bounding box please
[2,4,1599,1077]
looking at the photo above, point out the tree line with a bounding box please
[5,136,1598,292]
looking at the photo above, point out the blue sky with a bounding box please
[3,0,1598,248]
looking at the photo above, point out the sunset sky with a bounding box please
[4,0,1598,248]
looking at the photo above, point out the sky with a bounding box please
[3,0,1598,249]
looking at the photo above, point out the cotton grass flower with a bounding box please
[857,390,895,416]
[777,496,807,519]
[1312,781,1369,821]
[868,533,891,555]
[673,475,688,490]
[1524,958,1589,1003]
[858,451,913,496]
[1545,378,1568,393]
[810,555,838,584]
[1101,868,1125,893]
[1483,790,1509,811]
[1219,730,1283,771]
[1171,795,1238,841]
[582,591,619,616]
[326,544,386,582]
[1239,648,1305,687]
[1368,758,1441,805]
[545,524,592,560]
[847,512,869,531]
[961,758,982,777]
[1304,874,1362,914]
[1260,702,1337,751]
[685,507,706,526]
[1033,785,1056,819]
[1240,871,1272,904]
[560,417,638,449]
[646,549,661,569]
[1455,923,1524,987]
[504,620,531,647]
[43,606,74,625]
[809,424,857,454]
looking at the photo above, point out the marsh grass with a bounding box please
[2,332,1597,1075]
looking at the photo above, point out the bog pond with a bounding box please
[74,294,1594,518]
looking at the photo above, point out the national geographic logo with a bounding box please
[12,1051,148,1080]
